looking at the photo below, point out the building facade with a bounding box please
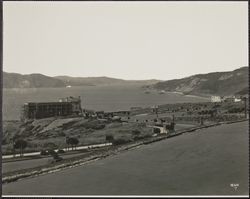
[21,96,82,120]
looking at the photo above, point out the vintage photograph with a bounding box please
[1,1,249,197]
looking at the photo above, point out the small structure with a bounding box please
[211,96,222,103]
[111,110,130,117]
[159,90,166,94]
[151,105,159,118]
[149,124,169,135]
[96,111,105,118]
[234,98,242,102]
[130,107,142,111]
[21,96,82,120]
[222,96,236,103]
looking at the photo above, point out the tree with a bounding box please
[44,142,57,150]
[153,128,161,134]
[165,122,175,132]
[47,149,63,163]
[66,137,79,150]
[106,134,114,142]
[132,130,141,136]
[200,117,204,125]
[14,139,27,157]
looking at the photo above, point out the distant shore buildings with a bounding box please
[211,95,245,103]
[130,107,143,111]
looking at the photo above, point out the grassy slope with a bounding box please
[2,118,153,154]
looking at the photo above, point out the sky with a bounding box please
[3,1,248,80]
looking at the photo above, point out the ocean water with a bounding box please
[3,85,209,120]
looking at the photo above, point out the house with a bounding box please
[222,96,236,103]
[234,98,242,102]
[112,110,130,117]
[96,111,105,118]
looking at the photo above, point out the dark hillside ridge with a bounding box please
[151,66,248,96]
[3,72,161,88]
[3,66,247,92]
[3,72,66,88]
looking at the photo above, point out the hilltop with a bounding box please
[150,66,248,96]
[3,66,248,94]
[3,72,66,88]
[3,72,161,88]
[54,76,160,86]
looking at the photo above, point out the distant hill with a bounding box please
[151,66,249,96]
[3,72,161,88]
[3,72,66,88]
[235,87,249,96]
[54,76,161,86]
[4,67,247,92]
[54,76,126,86]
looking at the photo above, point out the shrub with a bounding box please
[57,149,65,154]
[106,134,114,142]
[50,156,63,163]
[165,122,175,131]
[40,150,48,156]
[153,128,160,134]
[58,132,66,137]
[96,124,105,130]
[66,137,79,150]
[43,142,57,150]
[132,130,141,135]
[14,139,28,156]
[25,125,34,131]
[133,136,143,141]
[228,107,244,113]
[2,138,7,145]
[113,138,131,145]
[47,149,57,155]
[84,120,106,130]
[143,134,153,139]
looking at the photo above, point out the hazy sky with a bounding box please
[3,1,248,80]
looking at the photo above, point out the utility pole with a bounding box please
[243,97,248,119]
[152,105,159,119]
[200,116,204,125]
[155,105,159,119]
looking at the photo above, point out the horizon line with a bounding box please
[3,66,248,81]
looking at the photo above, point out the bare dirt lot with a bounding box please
[2,121,248,196]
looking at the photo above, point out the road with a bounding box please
[2,151,92,174]
[2,124,191,173]
[2,143,112,159]
[2,121,248,196]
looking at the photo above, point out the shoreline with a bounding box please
[165,90,211,100]
[148,88,211,100]
[3,100,214,122]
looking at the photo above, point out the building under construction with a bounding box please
[21,96,82,120]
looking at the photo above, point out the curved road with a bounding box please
[3,121,249,196]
